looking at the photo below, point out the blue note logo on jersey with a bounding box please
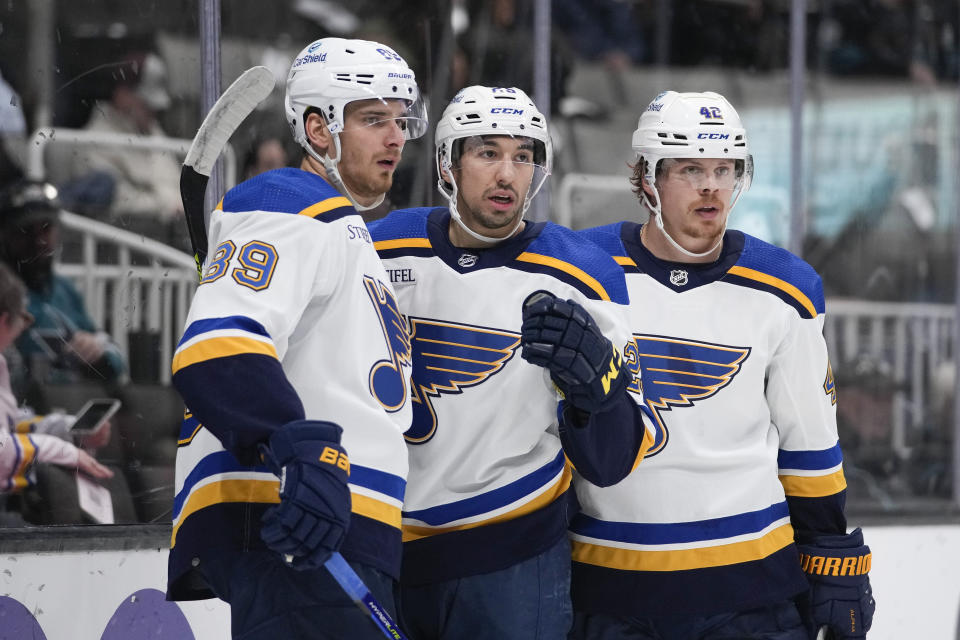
[404,317,521,444]
[364,276,413,412]
[623,334,751,457]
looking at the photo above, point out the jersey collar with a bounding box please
[427,208,546,274]
[620,222,745,291]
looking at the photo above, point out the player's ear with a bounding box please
[304,111,332,157]
[640,172,656,199]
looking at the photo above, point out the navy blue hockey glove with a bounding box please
[259,420,351,571]
[520,290,631,413]
[796,528,875,639]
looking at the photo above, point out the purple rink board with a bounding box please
[0,596,47,640]
[99,588,195,640]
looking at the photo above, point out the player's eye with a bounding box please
[515,152,533,164]
[716,166,731,177]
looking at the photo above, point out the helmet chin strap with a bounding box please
[642,183,746,260]
[306,136,385,212]
[443,169,526,246]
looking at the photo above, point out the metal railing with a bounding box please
[56,211,197,385]
[24,127,236,189]
[826,299,954,460]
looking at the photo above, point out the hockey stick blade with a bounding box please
[816,626,833,640]
[180,65,275,279]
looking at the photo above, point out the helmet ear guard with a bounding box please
[433,86,553,244]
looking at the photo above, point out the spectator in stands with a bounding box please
[821,0,939,84]
[552,0,645,70]
[0,180,126,394]
[462,0,574,115]
[67,50,183,229]
[0,261,113,527]
[240,135,290,181]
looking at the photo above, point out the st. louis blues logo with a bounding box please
[405,317,521,444]
[364,276,413,412]
[623,334,751,457]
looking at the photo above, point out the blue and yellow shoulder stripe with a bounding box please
[724,233,824,319]
[515,223,629,303]
[219,167,356,223]
[369,207,436,258]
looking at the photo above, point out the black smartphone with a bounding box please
[71,398,122,434]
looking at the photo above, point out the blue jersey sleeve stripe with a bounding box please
[178,315,270,346]
[777,443,843,470]
[569,501,790,545]
[403,449,566,525]
[350,464,407,502]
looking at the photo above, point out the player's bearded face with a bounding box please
[655,158,736,250]
[452,135,536,239]
[336,99,408,203]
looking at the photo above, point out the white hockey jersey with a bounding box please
[168,168,412,600]
[369,207,653,585]
[571,221,847,617]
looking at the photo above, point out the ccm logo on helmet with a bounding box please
[490,107,523,115]
[697,133,729,140]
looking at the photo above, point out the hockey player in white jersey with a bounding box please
[168,38,425,639]
[571,91,875,640]
[368,86,654,639]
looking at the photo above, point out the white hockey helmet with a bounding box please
[435,85,552,243]
[632,91,753,258]
[285,37,427,209]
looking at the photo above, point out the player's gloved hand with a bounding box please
[259,420,351,571]
[520,290,631,413]
[796,527,875,639]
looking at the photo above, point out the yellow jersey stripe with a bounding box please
[779,468,847,498]
[374,238,433,251]
[170,478,402,547]
[14,416,42,434]
[614,256,636,267]
[298,196,353,218]
[172,336,278,374]
[171,478,280,546]
[12,434,36,491]
[353,493,402,530]
[177,423,204,446]
[401,463,573,542]
[516,252,610,301]
[630,424,655,474]
[572,522,795,572]
[727,265,817,318]
[215,198,223,211]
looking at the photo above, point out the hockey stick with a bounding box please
[182,66,408,640]
[180,65,275,280]
[815,626,833,640]
[324,552,409,639]
[280,552,407,639]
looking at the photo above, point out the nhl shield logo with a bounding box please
[669,269,689,287]
[458,253,479,268]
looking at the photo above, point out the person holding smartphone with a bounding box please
[0,262,112,526]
